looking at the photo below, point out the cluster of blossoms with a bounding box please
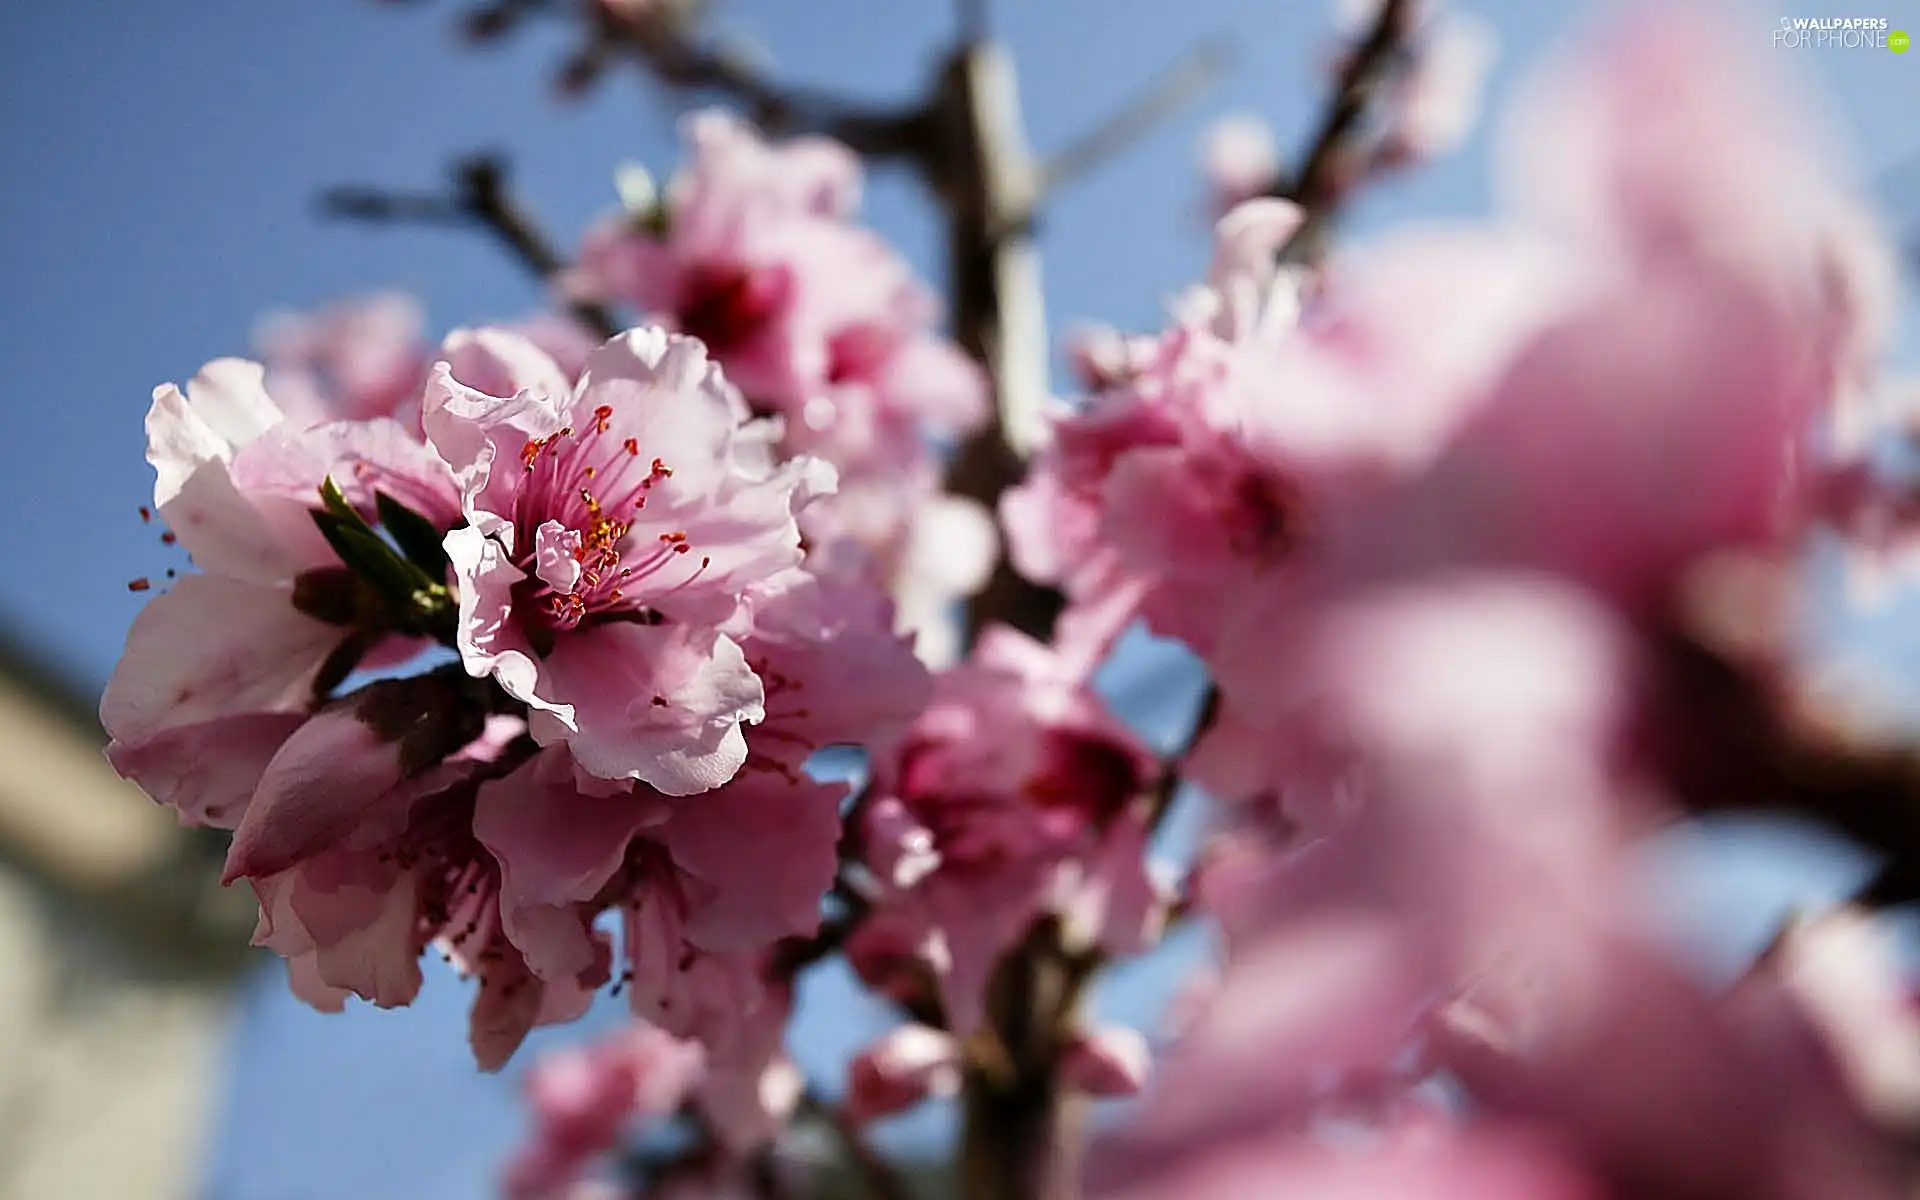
[104,319,935,1070]
[573,112,997,666]
[1027,6,1920,1197]
[102,1,1920,1197]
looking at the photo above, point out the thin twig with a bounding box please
[322,155,621,339]
[1145,682,1220,836]
[1273,0,1415,261]
[452,156,622,338]
[773,875,871,975]
[1040,38,1235,195]
[319,189,467,225]
[598,25,927,159]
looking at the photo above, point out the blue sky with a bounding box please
[2,0,1917,1196]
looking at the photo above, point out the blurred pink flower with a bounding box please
[1005,200,1553,662]
[1060,1025,1152,1098]
[1763,907,1920,1133]
[504,1023,706,1200]
[845,1024,962,1122]
[572,112,989,655]
[1099,574,1904,1199]
[851,627,1156,1029]
[1196,113,1279,217]
[573,111,983,455]
[257,292,431,428]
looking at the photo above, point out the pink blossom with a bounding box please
[571,112,988,651]
[424,326,830,793]
[1300,5,1890,619]
[1065,324,1160,393]
[466,568,927,1053]
[257,292,431,428]
[240,708,611,1069]
[504,1023,706,1200]
[470,747,833,1051]
[1196,574,1646,963]
[1101,1130,1604,1200]
[1060,1025,1151,1098]
[802,481,997,668]
[445,542,923,1051]
[688,971,805,1152]
[729,566,934,766]
[103,357,459,829]
[1005,202,1558,661]
[1763,907,1920,1133]
[572,111,982,455]
[852,627,1156,1029]
[845,1024,962,1122]
[503,996,803,1198]
[1098,576,1904,1199]
[1197,113,1279,217]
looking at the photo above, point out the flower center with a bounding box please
[677,264,785,359]
[514,407,709,632]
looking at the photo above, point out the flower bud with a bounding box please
[845,1025,961,1122]
[1060,1025,1151,1098]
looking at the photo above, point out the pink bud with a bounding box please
[222,671,488,882]
[862,796,942,889]
[1199,114,1280,215]
[1060,1026,1151,1098]
[845,1025,961,1122]
[222,707,405,883]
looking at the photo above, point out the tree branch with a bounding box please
[1646,628,1920,908]
[1274,0,1415,262]
[772,874,871,976]
[931,44,1065,646]
[322,154,621,339]
[596,19,927,159]
[1146,681,1220,835]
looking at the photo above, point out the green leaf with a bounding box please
[310,511,419,598]
[317,476,371,530]
[310,477,459,648]
[374,491,450,578]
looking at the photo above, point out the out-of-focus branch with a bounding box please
[1274,0,1415,262]
[625,43,926,157]
[581,6,927,158]
[322,154,621,339]
[1146,682,1220,835]
[772,874,870,976]
[1040,39,1235,195]
[798,1089,917,1200]
[933,44,1065,646]
[1647,628,1920,908]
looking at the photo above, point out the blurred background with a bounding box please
[0,0,1915,1196]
